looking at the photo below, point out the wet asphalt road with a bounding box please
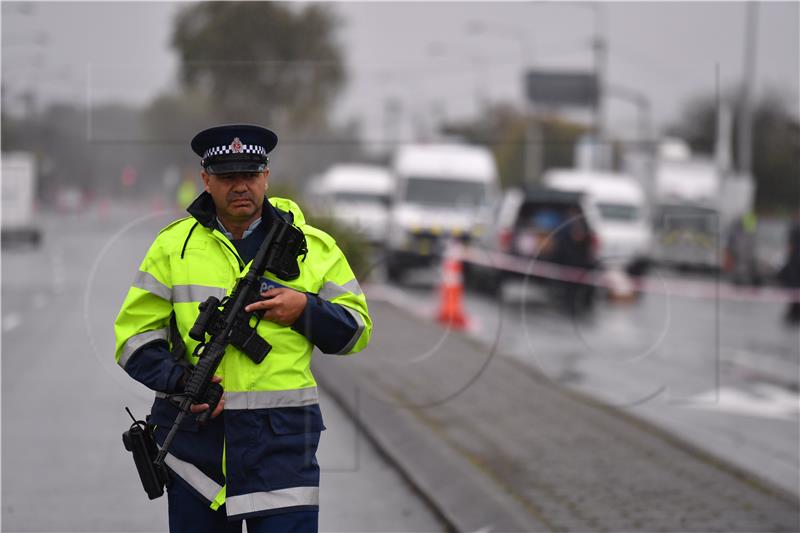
[375,257,800,498]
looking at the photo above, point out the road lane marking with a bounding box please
[680,384,800,420]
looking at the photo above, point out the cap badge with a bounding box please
[230,137,243,153]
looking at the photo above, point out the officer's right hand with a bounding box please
[189,375,225,419]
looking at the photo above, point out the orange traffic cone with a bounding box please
[437,244,469,329]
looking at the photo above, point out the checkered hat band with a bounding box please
[202,144,268,159]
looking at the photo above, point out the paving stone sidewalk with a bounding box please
[313,300,800,533]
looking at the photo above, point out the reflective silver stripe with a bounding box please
[119,328,169,369]
[162,451,222,504]
[130,272,227,304]
[132,270,171,301]
[226,487,319,517]
[337,306,365,355]
[224,387,319,410]
[172,285,227,303]
[318,279,363,301]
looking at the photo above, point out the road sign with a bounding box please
[525,70,598,107]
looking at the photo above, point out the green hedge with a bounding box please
[303,212,372,281]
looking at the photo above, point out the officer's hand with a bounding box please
[190,375,224,419]
[244,287,308,326]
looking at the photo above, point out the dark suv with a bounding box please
[466,187,598,310]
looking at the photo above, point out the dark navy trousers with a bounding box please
[167,477,318,533]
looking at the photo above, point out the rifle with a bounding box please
[151,216,306,476]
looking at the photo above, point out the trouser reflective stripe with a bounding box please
[157,388,319,408]
[119,328,169,369]
[162,451,223,505]
[336,306,365,354]
[224,387,319,410]
[225,487,320,517]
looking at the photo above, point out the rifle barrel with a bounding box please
[153,399,190,466]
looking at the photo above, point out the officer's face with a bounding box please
[202,169,269,221]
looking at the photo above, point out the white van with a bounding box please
[2,152,41,246]
[651,158,721,270]
[387,144,498,279]
[543,169,651,273]
[307,164,394,244]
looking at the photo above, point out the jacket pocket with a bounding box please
[267,405,326,435]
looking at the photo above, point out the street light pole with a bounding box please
[738,2,759,177]
[606,84,654,207]
[589,3,608,169]
[383,97,402,155]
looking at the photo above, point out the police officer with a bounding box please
[114,124,372,532]
[780,210,800,323]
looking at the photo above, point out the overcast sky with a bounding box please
[2,1,798,144]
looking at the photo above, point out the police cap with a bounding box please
[191,124,278,175]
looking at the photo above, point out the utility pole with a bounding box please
[606,84,654,207]
[519,27,540,186]
[383,97,402,157]
[590,3,608,170]
[738,2,759,177]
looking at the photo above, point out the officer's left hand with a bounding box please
[245,287,307,326]
[189,375,225,419]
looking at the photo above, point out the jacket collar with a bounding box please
[186,191,292,230]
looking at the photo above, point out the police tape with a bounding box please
[451,244,800,303]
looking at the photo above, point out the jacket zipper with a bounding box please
[212,230,246,272]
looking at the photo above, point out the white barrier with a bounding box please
[456,245,800,303]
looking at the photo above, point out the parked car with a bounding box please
[468,186,599,310]
[723,214,789,286]
[755,217,789,283]
[543,168,652,275]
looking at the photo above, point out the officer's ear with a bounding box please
[200,170,211,192]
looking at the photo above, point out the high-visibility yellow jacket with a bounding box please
[114,194,371,518]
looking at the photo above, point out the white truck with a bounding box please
[307,164,394,245]
[2,152,41,246]
[386,144,499,280]
[650,139,754,270]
